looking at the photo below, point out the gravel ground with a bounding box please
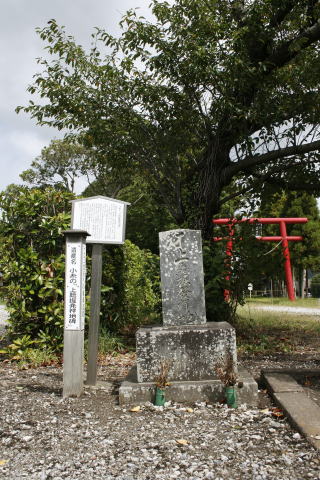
[1,354,320,480]
[1,303,320,479]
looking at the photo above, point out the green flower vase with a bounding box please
[154,387,166,406]
[225,386,237,408]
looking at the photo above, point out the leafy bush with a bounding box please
[0,186,74,351]
[203,241,233,322]
[0,186,161,355]
[0,334,58,367]
[203,222,258,323]
[311,274,320,298]
[98,240,161,334]
[84,327,127,358]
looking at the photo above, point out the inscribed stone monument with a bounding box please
[119,228,258,405]
[159,230,206,326]
[136,229,237,383]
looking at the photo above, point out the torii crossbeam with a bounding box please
[213,217,308,301]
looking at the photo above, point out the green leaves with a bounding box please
[16,1,320,237]
[0,186,73,352]
[97,240,161,334]
[0,184,161,353]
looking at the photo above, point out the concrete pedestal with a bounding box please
[136,322,237,383]
[119,366,258,406]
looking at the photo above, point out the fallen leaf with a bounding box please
[311,435,320,440]
[129,406,141,412]
[176,439,189,445]
[260,408,270,414]
[271,408,284,418]
[0,460,9,465]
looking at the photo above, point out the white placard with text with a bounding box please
[71,196,129,244]
[64,239,86,330]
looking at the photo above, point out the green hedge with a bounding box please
[98,240,160,333]
[0,186,73,351]
[0,186,160,352]
[311,274,320,298]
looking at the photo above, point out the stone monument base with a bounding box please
[136,321,237,383]
[119,366,258,406]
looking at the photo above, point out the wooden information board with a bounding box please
[71,196,129,244]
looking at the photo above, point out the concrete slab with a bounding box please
[263,371,320,450]
[274,392,320,450]
[119,366,258,406]
[262,373,304,393]
[262,368,320,378]
[136,321,237,383]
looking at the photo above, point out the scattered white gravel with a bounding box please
[0,365,319,480]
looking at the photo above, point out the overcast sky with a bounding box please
[0,0,152,193]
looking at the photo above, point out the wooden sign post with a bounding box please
[63,229,89,398]
[71,196,130,386]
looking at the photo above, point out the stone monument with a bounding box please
[119,229,257,405]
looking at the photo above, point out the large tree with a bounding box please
[20,138,92,192]
[18,0,320,238]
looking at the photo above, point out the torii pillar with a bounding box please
[213,217,308,301]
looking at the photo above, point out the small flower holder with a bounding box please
[225,385,237,408]
[154,386,166,406]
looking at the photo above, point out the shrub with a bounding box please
[0,186,161,354]
[311,274,320,298]
[0,186,74,351]
[98,240,161,334]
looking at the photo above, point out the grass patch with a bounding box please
[98,329,128,356]
[245,296,320,308]
[16,348,59,369]
[84,328,131,361]
[236,304,320,355]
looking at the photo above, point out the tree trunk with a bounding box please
[191,143,230,239]
[298,267,306,298]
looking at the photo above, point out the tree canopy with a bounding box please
[20,137,133,197]
[20,138,93,192]
[18,0,320,237]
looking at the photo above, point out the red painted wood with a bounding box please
[212,217,308,302]
[213,217,308,225]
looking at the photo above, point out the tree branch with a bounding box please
[259,176,320,193]
[266,19,320,71]
[219,162,298,205]
[225,139,320,177]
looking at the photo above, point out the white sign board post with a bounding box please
[248,283,253,299]
[71,196,130,386]
[63,230,90,398]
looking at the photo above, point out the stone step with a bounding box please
[119,366,258,406]
[262,371,320,450]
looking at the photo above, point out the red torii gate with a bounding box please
[212,217,308,301]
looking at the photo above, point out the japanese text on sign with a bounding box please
[71,197,128,244]
[64,241,86,330]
